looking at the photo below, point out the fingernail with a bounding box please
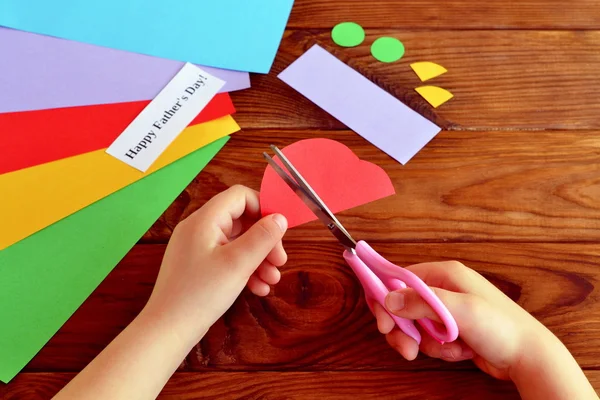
[441,347,456,360]
[441,346,472,361]
[386,291,405,312]
[272,214,287,233]
[462,348,475,359]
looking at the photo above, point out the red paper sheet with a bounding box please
[260,138,396,228]
[0,93,235,175]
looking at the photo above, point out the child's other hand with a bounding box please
[372,261,552,380]
[144,185,287,346]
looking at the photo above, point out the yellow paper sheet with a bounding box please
[0,116,239,250]
[410,62,448,82]
[415,86,454,108]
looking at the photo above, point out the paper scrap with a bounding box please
[415,86,454,108]
[278,45,441,165]
[107,63,224,172]
[0,116,239,251]
[410,62,448,82]
[371,37,405,63]
[331,22,365,47]
[0,137,229,384]
[0,93,235,175]
[0,0,295,74]
[260,138,395,228]
[0,27,249,113]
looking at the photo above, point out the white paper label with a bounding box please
[106,63,225,172]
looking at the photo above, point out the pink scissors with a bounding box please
[264,145,459,344]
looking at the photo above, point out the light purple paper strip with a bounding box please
[278,45,441,165]
[0,28,251,113]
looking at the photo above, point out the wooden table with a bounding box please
[2,1,600,398]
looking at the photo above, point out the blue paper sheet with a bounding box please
[0,0,294,74]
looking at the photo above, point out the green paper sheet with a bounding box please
[0,137,229,383]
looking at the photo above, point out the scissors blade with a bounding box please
[263,146,357,250]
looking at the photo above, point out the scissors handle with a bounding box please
[343,241,459,344]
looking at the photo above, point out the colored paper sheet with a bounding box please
[0,0,295,74]
[0,137,229,383]
[331,22,365,47]
[0,27,250,113]
[410,62,448,82]
[0,116,239,251]
[0,93,235,175]
[371,37,405,63]
[106,63,225,172]
[260,138,396,228]
[278,45,442,165]
[415,86,454,108]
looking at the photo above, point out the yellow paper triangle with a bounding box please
[0,116,240,250]
[411,62,448,82]
[415,86,454,108]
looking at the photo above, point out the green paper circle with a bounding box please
[331,22,365,48]
[371,37,405,62]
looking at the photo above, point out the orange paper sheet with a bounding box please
[0,116,239,250]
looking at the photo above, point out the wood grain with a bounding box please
[6,0,600,397]
[22,242,600,372]
[144,130,600,243]
[3,371,600,399]
[288,1,600,30]
[231,30,600,130]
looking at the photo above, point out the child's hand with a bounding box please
[54,185,288,400]
[373,262,598,399]
[143,185,288,346]
[372,261,560,378]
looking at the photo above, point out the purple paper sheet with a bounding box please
[278,45,441,165]
[0,28,251,113]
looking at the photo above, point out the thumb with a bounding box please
[386,287,488,331]
[385,287,467,323]
[385,287,525,368]
[386,287,504,345]
[223,214,287,273]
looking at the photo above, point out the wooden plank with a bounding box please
[3,371,600,399]
[22,242,600,372]
[231,30,600,131]
[144,130,600,243]
[288,0,600,30]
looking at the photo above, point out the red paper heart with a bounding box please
[260,138,396,228]
[0,92,234,175]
